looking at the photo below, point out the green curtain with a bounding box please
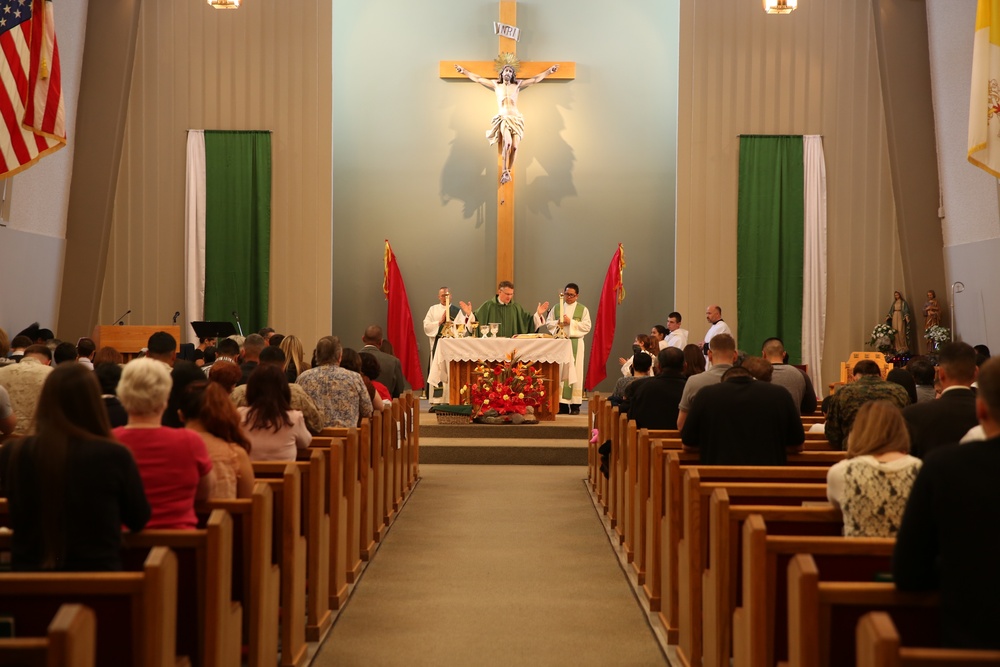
[203,131,271,334]
[737,136,804,362]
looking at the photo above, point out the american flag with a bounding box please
[0,0,65,179]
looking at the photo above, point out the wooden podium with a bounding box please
[92,325,180,360]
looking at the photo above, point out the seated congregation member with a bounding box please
[340,348,384,411]
[361,352,391,402]
[238,333,266,386]
[114,358,214,529]
[208,360,242,394]
[618,333,658,377]
[0,385,15,440]
[53,341,79,365]
[825,359,909,449]
[239,364,312,461]
[761,337,817,414]
[906,356,937,403]
[0,344,53,436]
[0,363,150,570]
[681,360,804,465]
[902,342,979,460]
[180,381,254,499]
[360,325,407,398]
[611,351,652,408]
[76,337,97,370]
[676,333,737,430]
[826,401,921,537]
[95,362,128,428]
[296,336,373,428]
[279,334,310,383]
[163,359,208,429]
[6,335,32,363]
[887,368,918,405]
[93,346,124,366]
[627,347,687,430]
[212,337,241,368]
[0,327,12,367]
[682,343,706,377]
[230,346,324,433]
[893,356,1000,650]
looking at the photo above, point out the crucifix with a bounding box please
[440,0,575,286]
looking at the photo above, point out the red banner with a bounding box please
[584,244,625,390]
[383,241,425,390]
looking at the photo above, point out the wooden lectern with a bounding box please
[92,325,181,360]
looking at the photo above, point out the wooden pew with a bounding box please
[587,393,601,491]
[645,449,838,645]
[308,433,352,608]
[676,475,830,667]
[0,603,96,667]
[702,489,841,667]
[855,612,1000,667]
[249,463,308,667]
[0,546,182,667]
[358,417,376,561]
[787,554,941,667]
[122,510,242,667]
[731,515,896,667]
[199,483,281,667]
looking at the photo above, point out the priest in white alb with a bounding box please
[422,286,472,403]
[541,283,592,414]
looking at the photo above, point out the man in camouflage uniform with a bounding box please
[825,359,910,449]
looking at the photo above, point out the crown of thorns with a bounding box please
[493,52,521,75]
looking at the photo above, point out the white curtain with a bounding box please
[802,135,827,393]
[184,130,207,338]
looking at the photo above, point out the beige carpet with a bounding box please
[312,464,667,667]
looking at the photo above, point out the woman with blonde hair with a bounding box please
[114,358,215,529]
[826,400,922,537]
[279,335,309,383]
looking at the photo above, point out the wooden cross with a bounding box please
[440,0,575,286]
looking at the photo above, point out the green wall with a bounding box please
[332,0,679,392]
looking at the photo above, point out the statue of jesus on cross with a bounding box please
[454,53,560,186]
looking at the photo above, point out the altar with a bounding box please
[426,337,576,420]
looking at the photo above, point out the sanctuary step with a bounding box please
[418,399,590,465]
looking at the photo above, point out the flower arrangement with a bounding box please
[461,350,546,420]
[868,323,897,354]
[924,325,951,345]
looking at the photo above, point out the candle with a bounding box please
[445,292,451,323]
[558,292,565,323]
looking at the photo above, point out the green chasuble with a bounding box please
[474,297,537,337]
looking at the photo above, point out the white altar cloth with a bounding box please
[426,337,577,387]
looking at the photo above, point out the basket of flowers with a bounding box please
[868,323,897,355]
[462,350,545,424]
[924,325,951,351]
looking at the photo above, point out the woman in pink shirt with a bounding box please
[114,358,214,529]
[239,364,311,461]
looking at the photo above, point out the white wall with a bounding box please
[927,0,1000,349]
[0,0,89,336]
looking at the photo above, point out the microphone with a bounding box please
[232,310,244,337]
[113,309,131,326]
[172,311,180,324]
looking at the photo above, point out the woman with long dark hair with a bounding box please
[180,381,255,499]
[239,364,311,461]
[0,363,150,570]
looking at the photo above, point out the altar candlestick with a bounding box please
[445,293,451,322]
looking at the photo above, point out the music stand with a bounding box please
[190,321,239,342]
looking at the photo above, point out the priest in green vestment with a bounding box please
[471,281,549,338]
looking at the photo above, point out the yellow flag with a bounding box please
[969,0,1000,177]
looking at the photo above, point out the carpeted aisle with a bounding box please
[312,464,667,667]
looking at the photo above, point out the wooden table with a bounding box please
[427,337,576,421]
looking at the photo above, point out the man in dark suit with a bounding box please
[626,347,687,430]
[360,325,407,398]
[902,342,978,459]
[893,355,1000,649]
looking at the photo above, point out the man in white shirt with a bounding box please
[422,286,472,403]
[701,304,733,361]
[662,312,689,350]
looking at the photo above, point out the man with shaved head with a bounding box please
[701,304,732,361]
[762,337,817,414]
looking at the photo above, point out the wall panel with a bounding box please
[677,0,904,388]
[100,0,332,345]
